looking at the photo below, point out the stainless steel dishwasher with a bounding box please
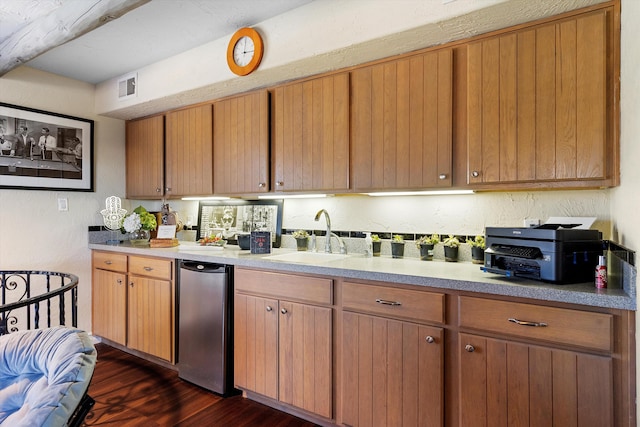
[178,261,233,395]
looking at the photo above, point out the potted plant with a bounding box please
[371,234,381,256]
[443,235,460,262]
[292,229,309,251]
[121,205,157,246]
[469,235,486,264]
[416,234,440,261]
[391,234,405,258]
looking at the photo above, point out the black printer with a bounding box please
[482,226,603,284]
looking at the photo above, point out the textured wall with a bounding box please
[0,67,126,332]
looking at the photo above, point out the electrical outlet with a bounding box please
[524,218,540,228]
[58,198,68,211]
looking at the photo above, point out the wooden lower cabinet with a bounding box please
[342,312,444,427]
[234,269,333,420]
[459,333,613,427]
[91,251,175,363]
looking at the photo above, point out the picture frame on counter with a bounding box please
[0,102,94,192]
[197,199,283,247]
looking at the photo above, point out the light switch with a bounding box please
[58,198,68,211]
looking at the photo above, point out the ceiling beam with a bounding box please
[0,0,150,78]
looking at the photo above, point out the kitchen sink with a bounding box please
[264,251,351,264]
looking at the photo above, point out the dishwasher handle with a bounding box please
[180,261,227,273]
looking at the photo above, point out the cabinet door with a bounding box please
[92,268,127,345]
[272,73,350,192]
[279,301,332,419]
[213,90,270,194]
[459,333,613,427]
[351,49,453,191]
[165,104,213,197]
[127,276,174,362]
[342,312,443,427]
[467,9,611,186]
[126,115,164,198]
[234,293,279,400]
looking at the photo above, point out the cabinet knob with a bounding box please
[425,336,435,344]
[156,187,162,193]
[465,344,475,353]
[276,181,284,187]
[129,282,134,287]
[116,279,122,285]
[258,182,266,188]
[280,308,288,314]
[471,171,480,178]
[438,174,447,180]
[165,187,172,192]
[266,306,273,312]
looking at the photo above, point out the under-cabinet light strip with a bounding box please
[365,190,475,197]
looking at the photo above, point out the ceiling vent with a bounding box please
[117,72,137,100]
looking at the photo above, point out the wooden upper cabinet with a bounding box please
[272,73,350,192]
[466,8,615,187]
[126,115,164,198]
[165,104,213,197]
[351,49,453,191]
[213,90,270,195]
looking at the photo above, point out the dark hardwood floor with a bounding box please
[84,343,319,426]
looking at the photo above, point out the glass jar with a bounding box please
[129,229,150,246]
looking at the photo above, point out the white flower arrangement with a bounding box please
[122,212,142,233]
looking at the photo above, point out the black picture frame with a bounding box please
[196,199,284,247]
[0,102,94,191]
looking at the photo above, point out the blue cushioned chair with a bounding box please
[0,327,96,427]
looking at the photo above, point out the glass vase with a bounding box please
[130,229,150,246]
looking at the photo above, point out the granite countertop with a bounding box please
[89,242,636,311]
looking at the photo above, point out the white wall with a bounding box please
[0,67,126,332]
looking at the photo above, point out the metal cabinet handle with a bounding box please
[281,308,288,314]
[465,344,475,353]
[508,317,548,327]
[266,306,273,312]
[156,187,162,193]
[438,174,447,180]
[276,181,284,187]
[258,182,266,188]
[143,266,154,272]
[376,299,402,306]
[116,279,123,285]
[104,260,113,265]
[471,171,480,178]
[165,187,172,192]
[425,336,435,344]
[129,282,134,287]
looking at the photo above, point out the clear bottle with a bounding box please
[595,255,607,289]
[364,232,373,257]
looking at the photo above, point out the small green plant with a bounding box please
[370,234,381,242]
[416,234,440,247]
[392,234,405,243]
[292,229,309,239]
[468,235,486,249]
[443,235,460,248]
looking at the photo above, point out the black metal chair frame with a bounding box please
[0,270,94,426]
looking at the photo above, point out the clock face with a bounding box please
[233,36,255,67]
[227,27,264,76]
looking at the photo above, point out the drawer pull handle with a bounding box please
[465,344,475,352]
[116,279,122,285]
[281,308,288,315]
[266,306,273,312]
[104,260,113,265]
[144,266,154,272]
[376,299,402,306]
[508,317,548,327]
[425,336,435,344]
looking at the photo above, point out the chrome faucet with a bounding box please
[314,209,347,254]
[314,209,332,253]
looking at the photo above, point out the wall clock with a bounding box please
[227,27,264,76]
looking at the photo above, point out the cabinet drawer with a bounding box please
[129,256,173,280]
[93,251,127,273]
[235,268,332,305]
[458,296,613,352]
[343,281,445,324]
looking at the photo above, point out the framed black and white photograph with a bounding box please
[0,103,94,191]
[196,199,283,247]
